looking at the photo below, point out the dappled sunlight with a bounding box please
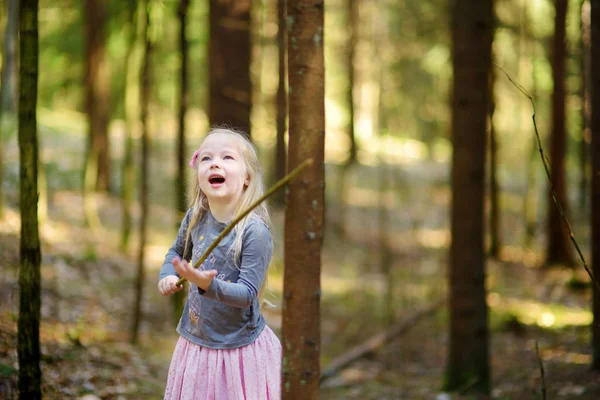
[541,347,592,365]
[416,228,449,249]
[497,245,544,267]
[488,293,592,329]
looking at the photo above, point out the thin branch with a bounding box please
[536,341,547,400]
[495,62,600,292]
[176,158,314,287]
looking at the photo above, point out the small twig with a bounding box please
[495,62,600,292]
[176,158,314,287]
[535,341,547,400]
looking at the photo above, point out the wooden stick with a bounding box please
[176,158,314,287]
[319,299,444,383]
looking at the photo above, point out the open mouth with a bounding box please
[209,174,225,185]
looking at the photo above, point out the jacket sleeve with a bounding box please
[159,209,193,281]
[199,220,273,308]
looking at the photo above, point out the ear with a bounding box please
[244,173,250,187]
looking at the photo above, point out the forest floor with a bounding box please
[1,187,599,400]
[1,119,600,399]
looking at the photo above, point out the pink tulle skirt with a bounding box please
[163,326,282,400]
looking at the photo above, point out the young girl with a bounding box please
[158,127,281,400]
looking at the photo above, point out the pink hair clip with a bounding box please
[189,149,200,169]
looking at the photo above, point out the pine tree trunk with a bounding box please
[1,0,19,114]
[18,0,42,397]
[84,0,111,192]
[590,0,600,370]
[345,0,358,165]
[281,0,325,398]
[120,0,140,253]
[580,1,592,212]
[131,0,152,344]
[488,68,501,258]
[546,0,574,266]
[172,0,190,326]
[272,0,287,206]
[208,0,252,134]
[445,0,493,395]
[0,0,20,218]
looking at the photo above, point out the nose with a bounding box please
[210,160,220,169]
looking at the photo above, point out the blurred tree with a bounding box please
[172,0,191,326]
[0,0,19,219]
[546,0,574,266]
[1,0,18,114]
[334,0,359,238]
[281,0,325,397]
[131,0,152,345]
[445,0,493,396]
[84,0,111,192]
[488,66,501,259]
[17,0,42,398]
[120,0,141,253]
[521,0,539,249]
[271,0,287,206]
[591,0,600,370]
[580,0,592,211]
[209,0,252,134]
[344,0,358,164]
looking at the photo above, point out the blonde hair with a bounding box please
[183,126,273,306]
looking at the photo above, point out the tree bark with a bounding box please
[130,0,152,344]
[172,0,190,326]
[590,0,600,370]
[120,0,140,253]
[488,67,501,258]
[209,0,252,135]
[580,1,592,212]
[445,0,493,395]
[546,0,574,266]
[281,0,325,398]
[345,0,358,165]
[272,0,287,206]
[84,0,111,191]
[1,0,20,219]
[1,0,19,114]
[18,0,42,398]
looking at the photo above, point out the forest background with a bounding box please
[1,0,600,399]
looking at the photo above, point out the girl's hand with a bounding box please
[158,275,184,296]
[172,257,217,291]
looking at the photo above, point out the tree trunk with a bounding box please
[345,0,358,165]
[522,0,539,249]
[130,0,152,344]
[18,0,42,398]
[590,0,600,370]
[445,0,493,395]
[1,0,20,219]
[488,67,501,259]
[209,0,252,135]
[546,0,574,266]
[335,0,360,238]
[172,0,190,326]
[272,0,287,207]
[281,0,325,398]
[1,0,19,114]
[84,0,110,192]
[580,1,592,212]
[120,0,140,253]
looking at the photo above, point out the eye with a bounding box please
[224,155,234,160]
[201,156,211,162]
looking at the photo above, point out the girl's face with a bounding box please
[196,133,249,206]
